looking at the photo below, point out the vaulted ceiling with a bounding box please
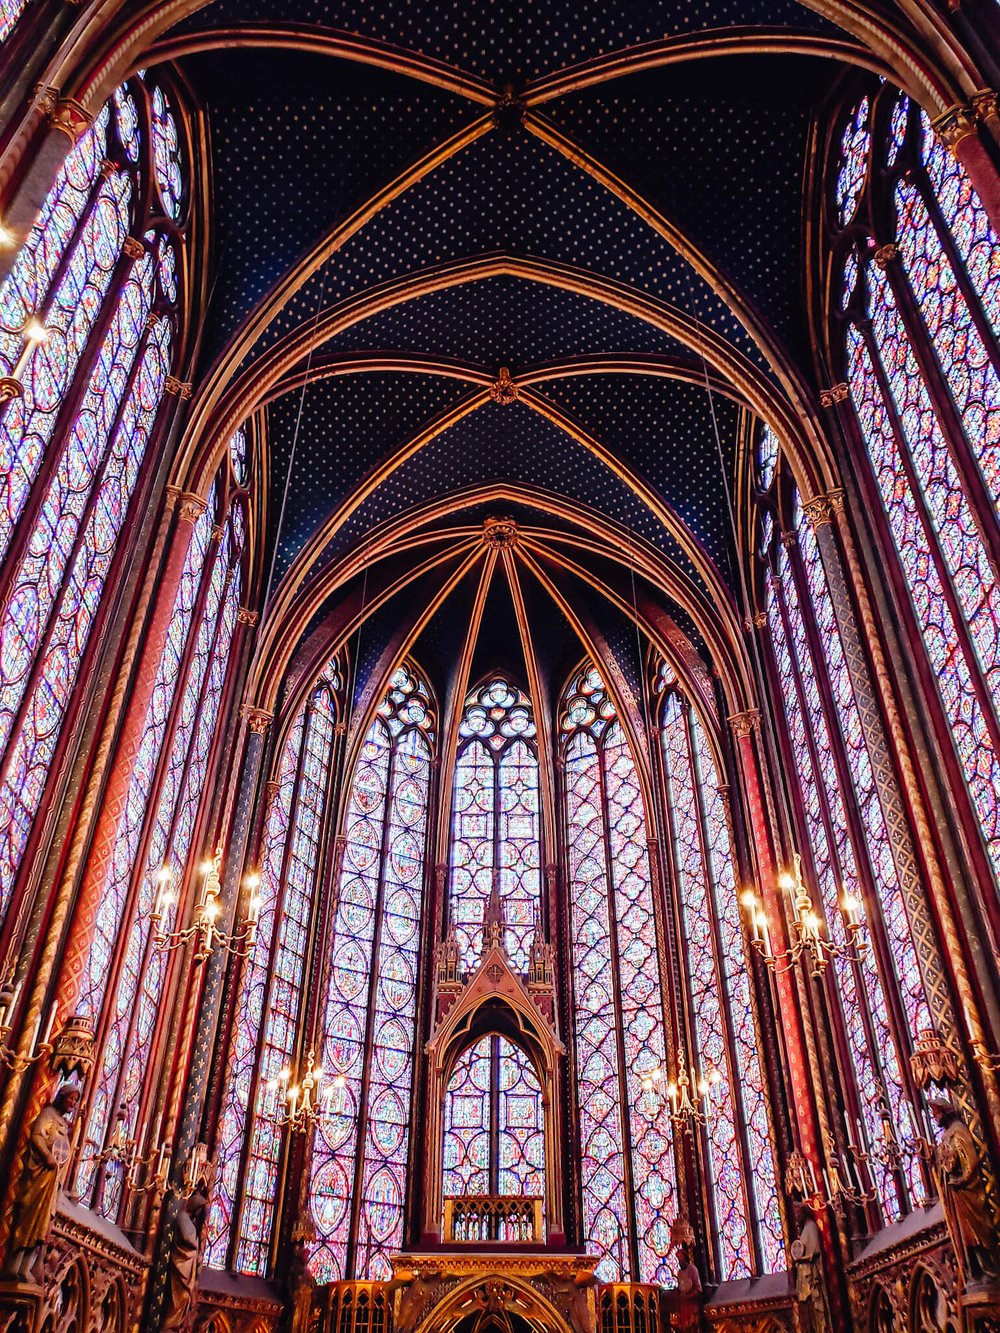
[151,0,881,716]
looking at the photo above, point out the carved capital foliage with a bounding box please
[168,489,207,525]
[873,242,899,270]
[49,98,91,142]
[236,606,259,626]
[819,382,849,408]
[164,375,193,399]
[933,101,978,149]
[240,705,273,734]
[728,709,761,738]
[801,490,845,531]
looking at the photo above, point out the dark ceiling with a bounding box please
[158,0,870,708]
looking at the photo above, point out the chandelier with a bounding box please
[150,852,262,962]
[638,1060,721,1128]
[269,1049,343,1134]
[740,854,866,976]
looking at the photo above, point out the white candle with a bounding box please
[41,1005,55,1048]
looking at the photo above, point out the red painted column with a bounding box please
[934,99,1000,235]
[54,488,207,1018]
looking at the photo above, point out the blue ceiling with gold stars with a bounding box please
[157,0,868,692]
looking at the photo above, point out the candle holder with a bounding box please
[91,1107,170,1197]
[269,1050,341,1135]
[0,976,57,1072]
[638,1061,720,1129]
[740,853,866,977]
[150,854,262,963]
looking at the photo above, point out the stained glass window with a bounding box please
[836,88,1000,898]
[762,493,928,1218]
[76,477,246,1220]
[0,0,28,43]
[0,75,186,927]
[442,1035,545,1212]
[449,677,540,971]
[310,665,433,1283]
[562,665,676,1284]
[659,686,783,1277]
[206,660,342,1275]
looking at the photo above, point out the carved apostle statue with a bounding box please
[287,1237,317,1333]
[929,1096,1000,1284]
[162,1191,208,1330]
[790,1203,830,1333]
[2,1084,79,1284]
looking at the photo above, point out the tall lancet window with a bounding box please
[758,439,932,1220]
[309,665,434,1284]
[834,89,1000,903]
[657,669,783,1278]
[76,432,247,1222]
[0,1,27,41]
[206,656,342,1276]
[448,677,541,972]
[561,665,676,1283]
[0,73,188,923]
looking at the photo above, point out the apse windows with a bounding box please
[561,665,676,1284]
[441,1035,545,1234]
[834,87,1000,904]
[309,666,434,1284]
[448,677,541,971]
[0,73,187,926]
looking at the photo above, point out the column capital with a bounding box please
[873,241,899,270]
[240,704,273,735]
[166,486,208,524]
[49,97,91,142]
[122,236,146,261]
[801,489,845,531]
[818,383,849,408]
[236,606,259,627]
[728,709,761,738]
[164,375,193,399]
[932,101,978,150]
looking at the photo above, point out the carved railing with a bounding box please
[316,1281,391,1333]
[442,1194,544,1243]
[599,1284,667,1333]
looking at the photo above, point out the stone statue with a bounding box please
[2,1084,79,1284]
[162,1191,207,1330]
[928,1096,1000,1285]
[545,1269,596,1333]
[287,1237,316,1333]
[790,1203,830,1333]
[673,1244,702,1332]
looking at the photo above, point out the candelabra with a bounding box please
[91,1107,171,1196]
[269,1049,342,1134]
[740,853,866,977]
[638,1061,720,1128]
[151,853,262,963]
[785,1143,873,1213]
[0,976,56,1072]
